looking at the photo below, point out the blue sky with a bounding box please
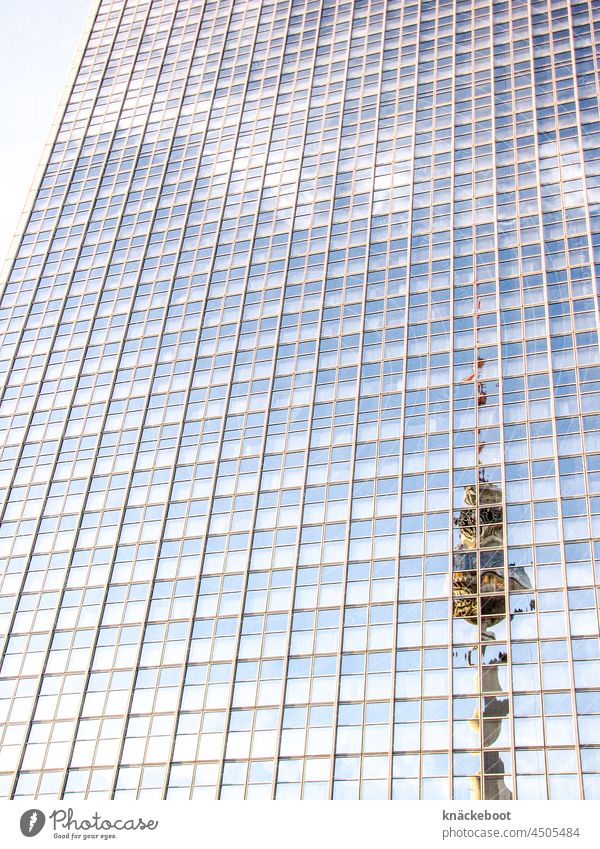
[0,0,96,273]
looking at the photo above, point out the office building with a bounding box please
[0,0,599,799]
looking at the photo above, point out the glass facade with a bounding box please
[1,0,600,801]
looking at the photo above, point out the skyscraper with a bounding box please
[1,0,599,801]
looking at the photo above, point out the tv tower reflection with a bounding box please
[451,296,533,800]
